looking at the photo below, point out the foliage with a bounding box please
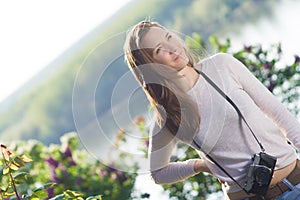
[0,144,35,199]
[0,133,139,200]
[208,35,300,116]
[169,0,280,40]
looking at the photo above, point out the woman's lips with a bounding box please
[174,52,181,61]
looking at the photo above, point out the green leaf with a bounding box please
[49,194,64,200]
[0,186,6,191]
[208,35,219,48]
[21,154,33,163]
[86,195,102,200]
[13,171,28,179]
[32,189,48,198]
[43,182,56,189]
[33,182,55,191]
[3,167,10,175]
[13,156,25,167]
[9,162,20,171]
[28,197,40,200]
[64,190,83,198]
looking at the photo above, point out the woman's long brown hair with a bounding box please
[123,20,200,143]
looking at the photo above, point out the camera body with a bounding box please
[244,152,277,195]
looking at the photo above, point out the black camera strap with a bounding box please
[192,140,248,192]
[193,68,266,192]
[194,68,265,152]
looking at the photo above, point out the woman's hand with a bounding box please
[193,159,211,173]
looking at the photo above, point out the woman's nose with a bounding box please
[164,43,176,53]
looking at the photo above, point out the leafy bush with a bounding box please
[0,132,137,200]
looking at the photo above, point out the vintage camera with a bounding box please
[244,152,277,196]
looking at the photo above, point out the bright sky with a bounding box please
[0,0,131,103]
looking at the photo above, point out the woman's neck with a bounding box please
[178,66,199,90]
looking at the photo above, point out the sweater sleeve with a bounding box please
[220,53,300,150]
[149,123,198,184]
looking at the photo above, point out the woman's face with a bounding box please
[141,27,189,71]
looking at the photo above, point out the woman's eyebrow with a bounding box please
[154,32,170,49]
[165,32,169,39]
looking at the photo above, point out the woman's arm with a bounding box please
[193,159,211,173]
[151,159,204,184]
[149,123,208,184]
[220,53,300,150]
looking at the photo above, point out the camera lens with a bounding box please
[254,166,271,186]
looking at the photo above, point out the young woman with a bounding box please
[123,20,300,200]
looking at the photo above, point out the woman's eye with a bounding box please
[156,47,161,54]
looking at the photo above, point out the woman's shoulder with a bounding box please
[149,119,178,149]
[196,52,236,71]
[150,120,173,139]
[203,52,234,64]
